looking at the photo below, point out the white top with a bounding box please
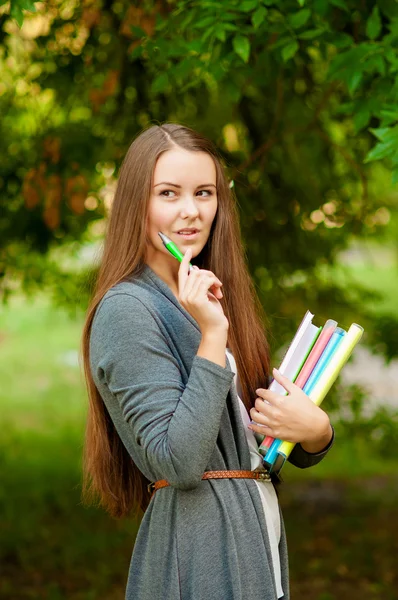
[226,348,284,599]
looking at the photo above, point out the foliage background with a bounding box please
[1,0,397,598]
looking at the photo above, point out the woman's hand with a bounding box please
[178,248,229,334]
[249,368,332,447]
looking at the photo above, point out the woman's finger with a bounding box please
[178,248,193,294]
[271,368,296,395]
[255,388,283,405]
[248,420,272,434]
[249,408,272,428]
[193,268,223,288]
[187,274,221,304]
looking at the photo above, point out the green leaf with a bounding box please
[329,0,349,11]
[347,70,363,96]
[223,23,239,32]
[289,8,311,29]
[383,47,398,66]
[365,55,386,76]
[151,72,169,94]
[353,109,371,133]
[252,6,267,28]
[326,32,353,48]
[186,40,203,53]
[391,169,398,185]
[364,139,397,163]
[313,0,328,16]
[173,57,196,79]
[366,6,382,40]
[369,126,398,143]
[201,27,216,43]
[194,16,217,28]
[390,149,398,165]
[239,0,259,11]
[225,80,242,103]
[369,127,390,141]
[297,0,306,6]
[281,40,299,62]
[10,1,24,27]
[130,44,144,60]
[215,28,226,42]
[233,35,251,63]
[297,28,324,39]
[334,101,355,115]
[16,0,37,10]
[380,110,398,123]
[327,44,376,80]
[130,26,147,39]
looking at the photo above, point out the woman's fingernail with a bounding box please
[273,368,279,374]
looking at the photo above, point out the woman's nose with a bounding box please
[180,197,200,217]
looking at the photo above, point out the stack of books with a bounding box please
[257,311,364,474]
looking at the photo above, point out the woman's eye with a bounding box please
[160,189,212,197]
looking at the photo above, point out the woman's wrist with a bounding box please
[197,327,228,368]
[201,326,229,342]
[300,416,333,454]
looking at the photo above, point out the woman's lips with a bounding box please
[175,230,200,240]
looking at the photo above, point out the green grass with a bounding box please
[283,432,398,481]
[346,265,398,316]
[319,254,398,317]
[0,295,140,599]
[1,293,398,599]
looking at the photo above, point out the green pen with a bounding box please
[158,232,194,272]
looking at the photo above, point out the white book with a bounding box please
[269,311,320,396]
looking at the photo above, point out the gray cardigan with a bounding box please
[89,263,334,600]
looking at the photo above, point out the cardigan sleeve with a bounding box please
[287,423,335,469]
[253,422,335,469]
[89,292,235,491]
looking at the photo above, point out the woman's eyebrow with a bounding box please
[154,182,217,188]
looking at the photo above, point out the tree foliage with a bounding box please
[0,0,397,357]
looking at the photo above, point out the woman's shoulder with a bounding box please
[92,279,156,334]
[98,268,160,312]
[95,281,150,324]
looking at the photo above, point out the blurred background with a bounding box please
[1,0,398,598]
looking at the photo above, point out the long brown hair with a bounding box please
[81,123,272,519]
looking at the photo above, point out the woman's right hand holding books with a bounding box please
[248,368,332,449]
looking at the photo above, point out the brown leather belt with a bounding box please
[148,469,271,496]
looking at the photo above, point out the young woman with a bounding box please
[82,123,334,600]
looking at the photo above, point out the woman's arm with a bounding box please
[89,292,234,490]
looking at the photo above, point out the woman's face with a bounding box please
[145,148,218,266]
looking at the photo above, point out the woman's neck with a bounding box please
[145,255,180,298]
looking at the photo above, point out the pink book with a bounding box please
[294,319,337,388]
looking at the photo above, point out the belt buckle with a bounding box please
[255,468,271,481]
